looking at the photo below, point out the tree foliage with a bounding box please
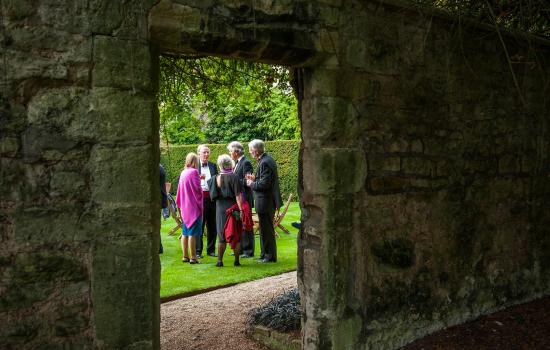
[414,0,549,37]
[158,56,299,145]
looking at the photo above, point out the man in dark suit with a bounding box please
[228,141,255,258]
[197,144,218,258]
[246,139,282,263]
[159,164,168,254]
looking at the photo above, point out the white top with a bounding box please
[200,162,212,191]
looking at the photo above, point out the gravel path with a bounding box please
[161,271,298,350]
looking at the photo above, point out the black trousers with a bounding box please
[197,196,217,255]
[240,229,255,256]
[258,210,276,262]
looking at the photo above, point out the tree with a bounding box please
[158,56,300,145]
[413,0,549,38]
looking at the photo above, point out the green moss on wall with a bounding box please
[371,238,415,268]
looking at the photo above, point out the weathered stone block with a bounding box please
[402,157,433,176]
[89,145,154,206]
[301,96,359,147]
[330,314,362,349]
[9,27,92,64]
[21,126,77,161]
[13,207,87,244]
[464,158,498,174]
[368,154,400,172]
[411,139,423,153]
[149,0,203,52]
[82,205,155,240]
[0,316,41,346]
[387,138,408,153]
[521,156,535,173]
[498,155,521,174]
[399,25,426,65]
[90,0,153,40]
[372,238,416,268]
[345,39,367,69]
[317,29,339,54]
[86,88,156,142]
[27,87,88,128]
[49,171,87,198]
[0,137,19,156]
[53,301,90,337]
[5,49,69,81]
[303,147,366,195]
[369,176,409,194]
[37,1,90,34]
[3,0,34,20]
[319,5,339,27]
[92,36,153,92]
[91,238,155,349]
[1,252,88,312]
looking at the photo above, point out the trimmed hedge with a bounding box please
[161,140,300,200]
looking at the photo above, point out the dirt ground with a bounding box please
[402,295,550,350]
[160,271,297,350]
[161,272,550,350]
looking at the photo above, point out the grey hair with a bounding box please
[227,141,244,156]
[217,154,234,171]
[197,144,209,153]
[248,139,265,154]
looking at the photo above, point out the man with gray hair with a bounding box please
[246,139,282,263]
[197,144,218,258]
[228,141,255,258]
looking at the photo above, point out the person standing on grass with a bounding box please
[197,144,218,258]
[159,163,169,254]
[227,141,255,258]
[246,139,282,263]
[175,153,203,264]
[208,154,244,267]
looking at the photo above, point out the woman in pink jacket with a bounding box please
[175,153,203,264]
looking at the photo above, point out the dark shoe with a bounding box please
[240,254,253,259]
[196,254,203,259]
[182,257,190,263]
[234,261,241,266]
[189,259,199,264]
[207,252,217,257]
[258,258,275,263]
[216,261,223,267]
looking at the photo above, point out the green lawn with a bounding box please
[160,202,301,299]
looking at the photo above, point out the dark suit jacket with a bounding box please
[160,164,168,208]
[234,156,254,208]
[251,153,282,214]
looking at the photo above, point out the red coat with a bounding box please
[223,201,254,250]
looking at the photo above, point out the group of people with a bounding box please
[173,139,282,267]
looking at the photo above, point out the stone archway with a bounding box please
[2,0,549,349]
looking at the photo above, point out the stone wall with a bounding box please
[0,1,160,348]
[298,1,550,349]
[1,0,549,349]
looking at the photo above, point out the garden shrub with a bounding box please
[161,140,300,200]
[246,288,301,332]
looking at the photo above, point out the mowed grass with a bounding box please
[160,202,301,299]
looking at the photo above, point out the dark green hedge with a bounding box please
[161,140,300,200]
